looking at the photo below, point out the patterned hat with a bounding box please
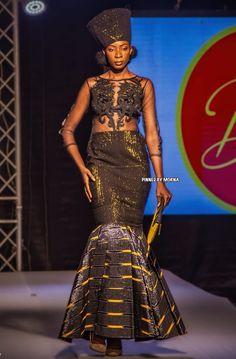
[86,8,132,48]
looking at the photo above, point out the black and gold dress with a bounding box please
[58,74,187,342]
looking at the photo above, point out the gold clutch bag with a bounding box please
[146,197,165,256]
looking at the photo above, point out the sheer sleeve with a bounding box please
[141,78,162,157]
[58,79,90,149]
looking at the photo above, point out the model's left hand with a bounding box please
[156,182,172,207]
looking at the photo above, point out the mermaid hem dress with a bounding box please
[58,75,188,341]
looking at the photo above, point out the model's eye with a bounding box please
[108,48,114,52]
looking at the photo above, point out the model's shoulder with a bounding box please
[135,75,153,90]
[139,76,152,83]
[135,74,147,80]
[85,75,100,89]
[86,75,99,81]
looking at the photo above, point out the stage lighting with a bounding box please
[22,0,47,15]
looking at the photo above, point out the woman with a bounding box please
[58,8,187,357]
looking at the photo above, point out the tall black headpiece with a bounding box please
[86,8,132,48]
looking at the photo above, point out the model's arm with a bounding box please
[142,78,172,207]
[59,79,90,171]
[59,78,95,202]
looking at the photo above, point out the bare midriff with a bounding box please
[91,115,139,133]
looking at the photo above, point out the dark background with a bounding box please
[18,0,236,305]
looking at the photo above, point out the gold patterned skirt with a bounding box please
[58,130,187,342]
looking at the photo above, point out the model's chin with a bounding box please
[112,62,127,70]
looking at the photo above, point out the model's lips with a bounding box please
[114,61,123,65]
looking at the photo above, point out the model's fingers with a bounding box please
[157,195,163,207]
[164,196,169,207]
[83,186,90,201]
[85,183,92,199]
[165,194,172,207]
[87,169,96,182]
[84,184,92,202]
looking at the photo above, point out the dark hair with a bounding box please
[95,45,138,68]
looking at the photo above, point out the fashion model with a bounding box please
[58,8,187,357]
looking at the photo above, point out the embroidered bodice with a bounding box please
[58,73,163,156]
[89,75,146,131]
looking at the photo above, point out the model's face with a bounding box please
[103,41,132,69]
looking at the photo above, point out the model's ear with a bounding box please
[130,45,137,59]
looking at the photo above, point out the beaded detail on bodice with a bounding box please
[89,75,146,131]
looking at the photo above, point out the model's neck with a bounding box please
[106,66,131,79]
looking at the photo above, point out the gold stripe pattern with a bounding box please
[59,223,188,341]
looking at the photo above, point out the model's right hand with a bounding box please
[80,167,96,202]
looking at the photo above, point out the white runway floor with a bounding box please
[0,270,236,359]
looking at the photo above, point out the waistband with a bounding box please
[91,129,141,134]
[90,129,145,140]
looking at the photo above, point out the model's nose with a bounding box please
[115,51,122,58]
